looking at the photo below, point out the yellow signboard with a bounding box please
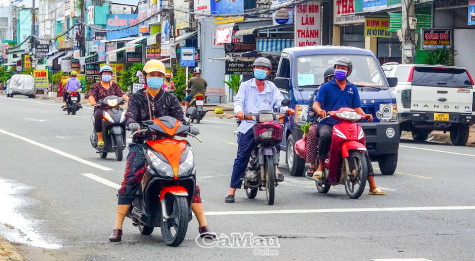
[364,18,391,38]
[100,63,125,83]
[33,70,49,89]
[24,55,32,69]
[215,16,244,25]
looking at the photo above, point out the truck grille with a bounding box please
[363,128,377,137]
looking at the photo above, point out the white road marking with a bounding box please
[56,136,67,139]
[82,173,120,189]
[201,119,236,125]
[204,206,475,216]
[401,145,475,158]
[372,259,431,261]
[0,128,113,171]
[24,118,47,122]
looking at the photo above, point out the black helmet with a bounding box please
[324,66,335,79]
[334,57,352,71]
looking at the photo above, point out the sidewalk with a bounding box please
[0,235,24,261]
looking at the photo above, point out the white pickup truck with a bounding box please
[384,64,475,145]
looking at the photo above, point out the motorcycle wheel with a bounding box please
[161,194,189,247]
[100,152,107,158]
[265,155,275,205]
[114,135,124,161]
[345,151,368,199]
[71,104,77,115]
[139,224,154,235]
[245,187,258,199]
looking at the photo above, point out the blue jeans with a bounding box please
[230,129,256,188]
[185,94,193,102]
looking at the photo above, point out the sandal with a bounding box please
[313,170,323,179]
[369,187,386,195]
[306,168,316,177]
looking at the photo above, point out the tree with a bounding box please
[171,65,191,102]
[51,71,64,91]
[120,63,144,92]
[0,67,14,88]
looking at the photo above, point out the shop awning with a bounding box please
[58,52,73,63]
[127,36,147,45]
[256,38,294,54]
[8,57,22,63]
[235,24,293,36]
[161,31,198,47]
[1,62,16,66]
[106,44,140,54]
[46,51,65,67]
[101,37,136,43]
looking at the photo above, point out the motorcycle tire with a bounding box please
[100,152,107,158]
[139,224,154,235]
[196,118,201,124]
[286,134,305,176]
[265,155,275,205]
[345,151,368,199]
[161,195,189,247]
[71,104,77,115]
[114,135,124,161]
[316,170,331,193]
[245,187,258,199]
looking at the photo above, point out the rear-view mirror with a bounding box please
[274,77,290,90]
[281,99,291,107]
[387,77,398,88]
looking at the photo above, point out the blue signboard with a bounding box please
[106,14,139,40]
[210,0,243,15]
[469,3,475,25]
[361,0,387,12]
[180,47,195,67]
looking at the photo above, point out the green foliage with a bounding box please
[300,122,311,134]
[51,71,64,84]
[85,78,95,96]
[172,65,191,102]
[224,74,241,94]
[422,46,456,66]
[0,67,14,87]
[120,63,143,92]
[21,68,32,75]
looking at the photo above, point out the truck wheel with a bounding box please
[377,153,398,175]
[286,134,305,177]
[412,130,430,142]
[450,125,469,146]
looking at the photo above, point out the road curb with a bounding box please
[0,235,25,261]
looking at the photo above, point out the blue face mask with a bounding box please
[254,69,268,80]
[147,77,164,89]
[101,75,112,82]
[334,69,348,81]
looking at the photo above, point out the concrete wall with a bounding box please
[199,17,226,103]
[454,29,475,75]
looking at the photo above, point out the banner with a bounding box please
[35,44,49,58]
[127,52,142,63]
[106,14,139,40]
[469,0,475,26]
[146,47,161,59]
[23,55,31,70]
[33,70,49,89]
[334,0,365,25]
[422,29,452,50]
[294,1,321,47]
[364,18,391,38]
[210,0,243,15]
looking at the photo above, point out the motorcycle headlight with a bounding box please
[146,150,174,178]
[376,103,397,122]
[295,105,308,124]
[119,111,126,123]
[107,99,118,107]
[103,112,114,123]
[178,150,194,176]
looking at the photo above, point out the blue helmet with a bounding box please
[99,65,113,74]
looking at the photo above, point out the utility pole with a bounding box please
[80,0,86,59]
[401,0,416,64]
[31,0,36,61]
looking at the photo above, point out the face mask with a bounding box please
[334,69,348,81]
[101,75,112,82]
[254,69,268,80]
[147,77,164,90]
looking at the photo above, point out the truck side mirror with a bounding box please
[281,99,291,106]
[274,77,290,90]
[387,77,398,88]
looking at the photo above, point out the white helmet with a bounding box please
[193,67,201,74]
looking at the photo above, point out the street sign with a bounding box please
[421,29,452,49]
[180,47,195,67]
[294,1,321,47]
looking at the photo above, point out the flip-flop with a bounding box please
[313,170,323,179]
[369,187,386,195]
[306,168,316,177]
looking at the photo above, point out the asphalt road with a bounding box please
[0,95,474,261]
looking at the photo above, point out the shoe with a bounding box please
[277,173,284,182]
[109,229,122,242]
[225,194,235,203]
[199,226,217,239]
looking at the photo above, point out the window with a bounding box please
[394,66,412,83]
[412,67,473,87]
[278,58,290,78]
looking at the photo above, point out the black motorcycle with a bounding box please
[89,95,126,161]
[127,116,200,246]
[241,110,287,205]
[65,91,81,115]
[187,94,207,124]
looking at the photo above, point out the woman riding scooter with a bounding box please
[108,59,216,242]
[87,65,129,149]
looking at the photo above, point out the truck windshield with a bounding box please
[295,54,387,89]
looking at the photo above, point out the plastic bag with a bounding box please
[294,138,307,159]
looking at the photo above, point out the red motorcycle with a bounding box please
[308,108,369,199]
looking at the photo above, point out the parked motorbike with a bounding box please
[306,108,369,199]
[187,94,207,124]
[241,110,287,205]
[126,116,200,247]
[65,91,81,115]
[89,95,126,161]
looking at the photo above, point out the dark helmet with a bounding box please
[324,66,335,79]
[334,57,352,71]
[252,57,272,69]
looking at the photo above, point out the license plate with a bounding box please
[196,100,204,105]
[434,113,449,121]
[71,97,78,101]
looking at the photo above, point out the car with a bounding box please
[387,64,475,145]
[6,74,36,98]
[381,62,400,77]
